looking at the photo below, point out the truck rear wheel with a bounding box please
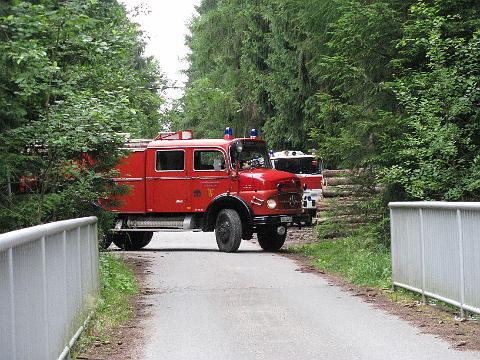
[257,225,287,252]
[100,234,114,250]
[215,209,242,253]
[113,232,153,251]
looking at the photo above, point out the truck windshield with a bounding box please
[273,157,320,175]
[230,141,272,170]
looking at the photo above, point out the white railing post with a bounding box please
[390,207,395,292]
[77,227,82,309]
[41,236,50,359]
[457,209,466,319]
[8,248,16,360]
[62,230,69,334]
[419,208,426,304]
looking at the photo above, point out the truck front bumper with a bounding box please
[253,214,310,227]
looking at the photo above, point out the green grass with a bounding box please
[294,227,392,289]
[72,253,139,358]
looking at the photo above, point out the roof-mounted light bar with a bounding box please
[224,127,234,140]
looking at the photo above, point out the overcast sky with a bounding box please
[120,0,200,101]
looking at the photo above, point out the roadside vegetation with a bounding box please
[71,253,139,358]
[294,227,392,289]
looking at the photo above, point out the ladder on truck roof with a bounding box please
[154,130,193,141]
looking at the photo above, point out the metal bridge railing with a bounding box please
[389,202,480,317]
[0,217,99,360]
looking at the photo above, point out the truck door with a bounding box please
[190,148,229,213]
[145,148,190,213]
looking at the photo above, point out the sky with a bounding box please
[120,0,201,102]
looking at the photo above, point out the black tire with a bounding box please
[305,210,316,226]
[304,216,313,227]
[113,232,153,251]
[257,225,287,252]
[215,209,242,253]
[99,234,113,250]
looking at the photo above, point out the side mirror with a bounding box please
[232,140,243,161]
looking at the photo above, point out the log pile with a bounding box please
[315,169,376,240]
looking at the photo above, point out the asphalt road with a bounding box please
[135,232,479,360]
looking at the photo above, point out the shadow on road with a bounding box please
[110,247,263,254]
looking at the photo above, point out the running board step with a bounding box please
[126,215,201,230]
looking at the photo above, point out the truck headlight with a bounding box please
[267,198,277,209]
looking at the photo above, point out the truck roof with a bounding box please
[147,137,265,149]
[147,138,232,148]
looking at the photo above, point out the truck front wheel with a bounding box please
[113,232,153,251]
[257,225,287,252]
[215,209,242,253]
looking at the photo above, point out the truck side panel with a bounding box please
[111,150,146,213]
[145,147,190,213]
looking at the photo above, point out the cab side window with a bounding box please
[156,150,184,171]
[194,150,226,171]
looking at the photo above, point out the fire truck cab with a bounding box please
[270,150,323,223]
[105,129,307,253]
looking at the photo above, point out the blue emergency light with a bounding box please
[224,127,234,139]
[250,128,259,138]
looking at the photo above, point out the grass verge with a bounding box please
[71,253,139,358]
[293,226,392,289]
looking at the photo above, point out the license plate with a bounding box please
[281,216,293,223]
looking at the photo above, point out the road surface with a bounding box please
[133,232,479,360]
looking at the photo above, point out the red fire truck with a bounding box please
[105,128,307,252]
[270,150,323,223]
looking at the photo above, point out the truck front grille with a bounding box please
[277,193,302,210]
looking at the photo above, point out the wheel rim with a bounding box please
[217,217,231,244]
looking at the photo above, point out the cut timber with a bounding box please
[322,185,362,198]
[322,169,352,177]
[317,215,378,225]
[318,224,358,239]
[325,177,354,186]
[318,199,358,209]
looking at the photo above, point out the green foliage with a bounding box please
[296,227,392,289]
[384,1,480,201]
[171,77,240,138]
[0,0,165,232]
[72,253,139,357]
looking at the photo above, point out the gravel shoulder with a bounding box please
[77,253,155,360]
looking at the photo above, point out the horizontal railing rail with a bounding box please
[389,202,480,317]
[0,217,99,360]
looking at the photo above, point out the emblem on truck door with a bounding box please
[193,189,201,197]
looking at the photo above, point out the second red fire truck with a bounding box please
[105,128,308,252]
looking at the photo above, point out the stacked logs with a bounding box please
[316,169,379,240]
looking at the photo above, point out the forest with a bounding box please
[1,0,479,240]
[170,0,480,242]
[175,0,480,199]
[0,0,165,232]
